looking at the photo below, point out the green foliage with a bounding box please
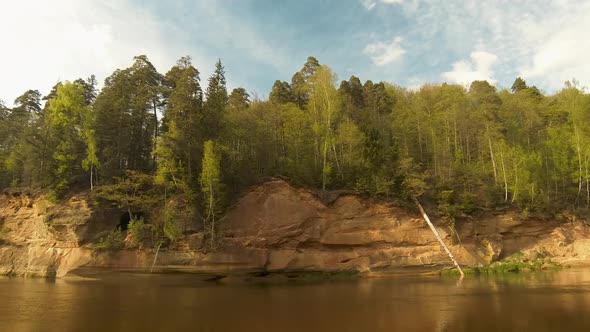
[437,190,457,219]
[157,56,203,193]
[93,170,163,212]
[200,140,222,249]
[511,77,527,93]
[440,252,561,276]
[269,80,293,104]
[163,210,183,242]
[93,56,161,180]
[200,140,221,218]
[46,81,97,196]
[203,59,228,141]
[127,217,153,247]
[436,190,477,220]
[96,228,126,250]
[6,53,590,220]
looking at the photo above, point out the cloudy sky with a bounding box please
[1,0,589,105]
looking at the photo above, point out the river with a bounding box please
[1,269,590,331]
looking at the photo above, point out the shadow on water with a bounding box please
[1,269,590,332]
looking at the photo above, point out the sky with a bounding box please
[1,0,589,106]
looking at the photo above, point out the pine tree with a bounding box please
[203,59,228,140]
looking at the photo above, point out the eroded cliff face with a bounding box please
[224,180,590,272]
[1,180,590,277]
[0,192,120,277]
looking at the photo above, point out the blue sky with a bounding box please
[1,0,589,105]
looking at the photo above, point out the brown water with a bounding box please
[1,269,590,332]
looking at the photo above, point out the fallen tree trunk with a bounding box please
[414,198,464,277]
[150,242,162,273]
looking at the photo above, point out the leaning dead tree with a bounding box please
[414,198,464,277]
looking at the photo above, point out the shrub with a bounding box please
[127,217,153,247]
[96,228,125,250]
[440,252,561,276]
[163,210,183,243]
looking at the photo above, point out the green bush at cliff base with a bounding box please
[440,253,562,276]
[95,228,125,250]
[128,217,154,247]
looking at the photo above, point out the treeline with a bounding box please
[1,55,590,221]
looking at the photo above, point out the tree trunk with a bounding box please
[488,135,498,182]
[500,150,508,203]
[332,143,341,179]
[431,127,438,178]
[414,198,464,277]
[512,162,519,203]
[575,126,583,206]
[322,137,328,191]
[152,99,159,166]
[150,242,162,273]
[90,163,93,191]
[418,122,424,162]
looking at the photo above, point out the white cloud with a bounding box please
[361,0,377,10]
[517,4,590,90]
[193,2,288,72]
[0,0,291,105]
[362,0,409,10]
[442,51,498,86]
[364,37,406,66]
[0,0,188,106]
[401,1,590,91]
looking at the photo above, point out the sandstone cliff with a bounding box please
[1,180,590,277]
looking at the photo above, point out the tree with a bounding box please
[228,88,250,112]
[339,75,365,121]
[73,75,98,105]
[203,59,228,140]
[291,56,321,109]
[269,80,293,104]
[308,65,340,190]
[300,56,320,81]
[94,55,162,181]
[2,90,42,186]
[46,82,97,194]
[94,170,163,220]
[200,140,222,249]
[291,72,307,109]
[469,80,502,185]
[363,80,394,114]
[511,77,527,93]
[0,100,11,187]
[5,52,590,220]
[156,56,203,192]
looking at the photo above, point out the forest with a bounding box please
[1,54,590,244]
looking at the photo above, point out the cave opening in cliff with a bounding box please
[119,213,131,231]
[118,212,144,231]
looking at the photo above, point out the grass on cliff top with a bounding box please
[440,252,562,277]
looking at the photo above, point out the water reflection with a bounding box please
[0,269,589,332]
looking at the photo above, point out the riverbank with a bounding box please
[1,179,590,278]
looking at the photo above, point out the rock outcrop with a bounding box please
[1,179,590,277]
